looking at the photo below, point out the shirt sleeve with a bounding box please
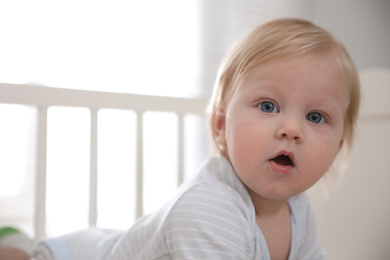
[162,184,256,259]
[33,228,122,260]
[33,238,71,260]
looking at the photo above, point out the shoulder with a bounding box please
[290,193,326,260]
[162,184,256,258]
[290,193,313,222]
[289,193,318,235]
[168,156,255,226]
[169,183,252,225]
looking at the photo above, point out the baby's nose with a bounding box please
[275,118,304,144]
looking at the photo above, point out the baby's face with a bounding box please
[216,57,349,201]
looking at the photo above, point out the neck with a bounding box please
[246,188,290,219]
[248,189,292,260]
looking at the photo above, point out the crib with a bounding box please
[0,83,209,240]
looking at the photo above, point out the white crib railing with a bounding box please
[0,83,208,240]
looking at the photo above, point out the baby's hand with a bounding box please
[0,247,29,260]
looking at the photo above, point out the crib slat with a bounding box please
[89,109,98,226]
[0,84,208,234]
[35,106,48,240]
[177,114,185,186]
[136,111,144,219]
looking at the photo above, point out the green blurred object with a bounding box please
[0,227,21,238]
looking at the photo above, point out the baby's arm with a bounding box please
[32,228,122,260]
[0,227,32,260]
[32,242,56,260]
[0,247,29,260]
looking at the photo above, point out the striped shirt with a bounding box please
[107,156,326,260]
[34,156,326,259]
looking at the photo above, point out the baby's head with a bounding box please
[210,18,360,157]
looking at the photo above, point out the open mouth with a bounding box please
[272,155,293,166]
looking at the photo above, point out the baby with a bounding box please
[33,17,360,260]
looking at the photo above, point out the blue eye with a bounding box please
[258,101,279,113]
[306,112,325,124]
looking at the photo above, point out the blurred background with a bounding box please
[0,0,389,259]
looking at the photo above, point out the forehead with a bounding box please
[237,56,350,106]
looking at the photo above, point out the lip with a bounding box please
[268,151,295,175]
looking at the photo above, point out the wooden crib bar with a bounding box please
[0,83,208,240]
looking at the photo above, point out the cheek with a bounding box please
[225,118,250,157]
[225,116,270,161]
[305,137,342,175]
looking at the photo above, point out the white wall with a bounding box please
[307,1,390,258]
[307,69,390,259]
[317,0,390,70]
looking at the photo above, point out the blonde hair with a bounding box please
[209,18,360,155]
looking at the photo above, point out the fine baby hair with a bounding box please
[210,17,360,156]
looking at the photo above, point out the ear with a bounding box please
[337,139,344,154]
[213,106,227,147]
